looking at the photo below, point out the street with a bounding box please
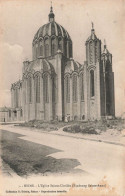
[0,124,124,180]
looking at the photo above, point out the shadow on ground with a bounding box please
[0,130,86,177]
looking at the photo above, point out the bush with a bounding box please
[63,125,81,133]
[80,126,98,134]
[63,125,98,135]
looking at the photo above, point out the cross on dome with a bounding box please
[91,22,94,29]
[104,39,107,49]
[49,2,55,22]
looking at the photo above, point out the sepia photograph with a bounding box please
[0,0,125,195]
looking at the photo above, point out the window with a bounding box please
[58,38,62,51]
[95,41,98,62]
[28,77,32,103]
[20,109,23,117]
[40,45,43,56]
[35,75,40,103]
[24,81,26,104]
[90,70,94,97]
[72,75,77,102]
[89,41,93,63]
[36,45,38,58]
[52,38,56,55]
[69,42,72,58]
[15,89,18,107]
[45,38,49,57]
[43,74,49,103]
[80,73,84,101]
[45,44,49,57]
[14,110,17,117]
[52,44,56,55]
[65,76,70,103]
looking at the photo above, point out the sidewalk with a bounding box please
[0,121,25,125]
[1,124,125,147]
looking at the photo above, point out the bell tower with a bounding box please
[101,40,115,117]
[86,23,101,65]
[85,23,101,120]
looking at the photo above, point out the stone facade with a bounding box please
[10,6,115,122]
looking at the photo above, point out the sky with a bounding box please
[0,0,125,116]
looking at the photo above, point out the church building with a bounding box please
[10,6,115,122]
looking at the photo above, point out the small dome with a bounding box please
[86,23,98,43]
[65,59,82,74]
[86,29,97,42]
[103,44,110,54]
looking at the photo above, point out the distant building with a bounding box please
[0,107,11,122]
[10,6,115,122]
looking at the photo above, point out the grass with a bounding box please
[17,120,75,131]
[17,118,125,135]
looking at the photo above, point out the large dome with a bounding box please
[32,6,72,60]
[33,22,71,42]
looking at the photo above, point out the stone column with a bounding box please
[48,75,52,120]
[21,80,25,121]
[32,76,35,120]
[40,74,44,120]
[13,89,15,108]
[77,75,81,120]
[18,88,20,108]
[70,75,73,121]
[56,50,63,121]
[96,62,101,120]
[25,78,28,121]
[11,89,13,108]
[84,64,88,120]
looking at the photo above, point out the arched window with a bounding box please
[36,45,38,58]
[64,40,67,56]
[72,75,77,102]
[52,44,56,55]
[15,88,18,107]
[40,44,43,56]
[45,44,49,57]
[89,41,93,63]
[52,38,56,55]
[65,75,70,103]
[43,74,49,103]
[23,80,26,104]
[80,73,84,101]
[35,75,40,103]
[58,37,62,51]
[20,109,23,117]
[90,70,94,97]
[14,110,17,117]
[33,46,35,59]
[28,77,32,103]
[45,38,49,57]
[95,41,98,62]
[69,42,72,58]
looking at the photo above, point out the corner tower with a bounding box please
[85,23,101,120]
[101,40,115,117]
